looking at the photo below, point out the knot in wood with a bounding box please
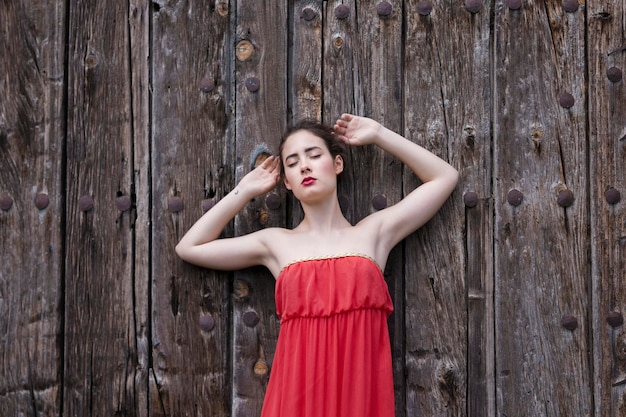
[254,358,269,376]
[34,193,50,210]
[236,40,254,61]
[233,280,250,299]
[216,1,229,16]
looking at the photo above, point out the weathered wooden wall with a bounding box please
[1,1,625,417]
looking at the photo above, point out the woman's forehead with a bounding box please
[282,131,327,154]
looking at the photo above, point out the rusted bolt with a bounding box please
[465,0,482,13]
[266,193,281,210]
[200,77,215,93]
[0,193,13,211]
[301,7,317,21]
[607,311,624,327]
[605,187,621,205]
[233,280,250,299]
[607,67,623,83]
[561,315,578,331]
[417,1,433,15]
[216,1,229,16]
[116,195,132,212]
[243,310,260,327]
[507,189,523,206]
[254,358,269,375]
[245,77,260,93]
[235,40,254,61]
[78,195,94,212]
[202,198,215,212]
[167,196,184,213]
[377,1,393,17]
[506,0,522,10]
[335,4,350,19]
[34,193,50,210]
[372,194,387,210]
[562,0,579,12]
[464,191,479,208]
[559,92,575,109]
[199,314,216,332]
[557,189,574,207]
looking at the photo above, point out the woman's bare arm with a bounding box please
[175,156,281,270]
[333,114,459,254]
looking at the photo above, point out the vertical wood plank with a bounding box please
[64,0,138,415]
[493,2,591,416]
[129,0,151,415]
[0,1,66,415]
[232,2,287,416]
[587,1,626,416]
[151,1,231,415]
[352,1,405,415]
[403,2,467,415]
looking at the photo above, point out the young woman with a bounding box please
[176,113,459,417]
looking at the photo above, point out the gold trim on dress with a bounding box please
[279,253,382,275]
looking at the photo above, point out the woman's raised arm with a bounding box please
[175,155,281,270]
[333,114,459,252]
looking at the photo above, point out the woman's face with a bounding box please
[281,130,343,202]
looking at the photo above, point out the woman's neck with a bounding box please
[297,197,351,232]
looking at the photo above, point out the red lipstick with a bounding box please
[301,177,316,186]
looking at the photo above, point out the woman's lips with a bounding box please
[301,177,316,186]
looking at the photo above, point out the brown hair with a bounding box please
[278,120,348,178]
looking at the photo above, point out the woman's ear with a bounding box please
[334,155,344,174]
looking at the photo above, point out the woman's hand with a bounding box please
[236,155,281,198]
[333,113,383,147]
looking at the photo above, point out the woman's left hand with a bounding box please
[333,113,383,147]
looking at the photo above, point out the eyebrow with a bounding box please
[284,146,323,161]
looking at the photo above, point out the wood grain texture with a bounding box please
[63,0,137,415]
[403,1,468,416]
[587,1,626,415]
[0,1,65,415]
[232,1,287,416]
[493,1,591,416]
[151,1,231,416]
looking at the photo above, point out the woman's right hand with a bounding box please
[236,155,281,198]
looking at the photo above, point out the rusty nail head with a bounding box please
[245,77,260,93]
[557,189,574,207]
[116,195,132,212]
[372,194,387,210]
[167,196,184,213]
[301,7,317,21]
[335,4,350,19]
[243,310,260,327]
[266,193,281,210]
[199,314,216,332]
[200,77,215,93]
[417,1,433,15]
[202,198,216,212]
[464,192,479,208]
[0,193,13,211]
[559,92,575,109]
[607,311,624,327]
[78,195,94,212]
[507,189,523,206]
[465,0,482,13]
[607,67,623,83]
[561,315,578,331]
[506,0,522,10]
[562,0,579,12]
[34,193,50,210]
[377,1,393,17]
[605,187,621,205]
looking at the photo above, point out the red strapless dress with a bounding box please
[260,255,395,417]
